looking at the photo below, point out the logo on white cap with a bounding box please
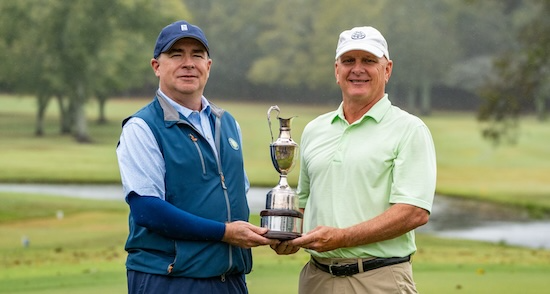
[335,26,389,60]
[351,31,366,40]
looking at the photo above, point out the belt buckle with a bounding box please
[329,263,348,277]
[328,263,335,276]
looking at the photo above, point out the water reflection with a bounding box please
[423,195,533,231]
[436,221,550,249]
[419,195,550,249]
[0,184,548,249]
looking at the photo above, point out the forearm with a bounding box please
[128,192,226,241]
[342,203,429,248]
[292,203,429,252]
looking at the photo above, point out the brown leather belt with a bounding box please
[310,255,411,277]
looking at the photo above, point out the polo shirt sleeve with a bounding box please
[297,125,313,209]
[116,117,166,200]
[389,123,437,213]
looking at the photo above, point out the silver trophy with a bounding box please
[260,106,303,240]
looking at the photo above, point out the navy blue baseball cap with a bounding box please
[153,20,209,59]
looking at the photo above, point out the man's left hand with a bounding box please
[289,226,347,252]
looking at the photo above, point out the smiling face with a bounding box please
[151,38,211,109]
[335,50,392,107]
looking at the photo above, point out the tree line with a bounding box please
[0,0,547,143]
[0,0,188,142]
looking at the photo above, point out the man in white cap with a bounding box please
[117,20,277,294]
[271,26,437,293]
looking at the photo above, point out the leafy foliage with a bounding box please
[1,0,548,142]
[0,0,189,141]
[477,0,550,144]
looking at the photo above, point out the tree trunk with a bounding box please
[35,94,50,137]
[406,87,416,113]
[56,95,72,134]
[97,94,108,124]
[73,82,91,143]
[73,103,91,143]
[420,78,432,116]
[534,94,547,121]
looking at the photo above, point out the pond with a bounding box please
[1,184,548,249]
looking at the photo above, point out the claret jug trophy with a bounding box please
[260,106,303,240]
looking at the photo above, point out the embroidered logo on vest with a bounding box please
[228,138,240,150]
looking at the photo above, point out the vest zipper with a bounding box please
[213,116,234,277]
[167,241,177,274]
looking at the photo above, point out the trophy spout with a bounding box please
[278,116,294,130]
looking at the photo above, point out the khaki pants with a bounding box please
[298,258,418,294]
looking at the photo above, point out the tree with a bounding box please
[246,0,464,109]
[247,0,389,102]
[383,1,462,115]
[476,0,550,144]
[0,0,189,142]
[90,0,191,124]
[183,0,274,99]
[3,0,540,120]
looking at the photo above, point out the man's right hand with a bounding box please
[222,221,280,248]
[270,241,301,255]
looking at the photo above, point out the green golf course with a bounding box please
[1,96,549,293]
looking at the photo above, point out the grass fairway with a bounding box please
[423,112,550,215]
[1,95,549,214]
[0,193,128,294]
[2,194,549,294]
[1,95,550,293]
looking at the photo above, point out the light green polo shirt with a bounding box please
[297,94,436,259]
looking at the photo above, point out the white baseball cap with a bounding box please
[335,26,389,60]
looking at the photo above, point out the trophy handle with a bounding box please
[267,105,280,143]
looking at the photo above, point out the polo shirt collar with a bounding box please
[332,94,391,125]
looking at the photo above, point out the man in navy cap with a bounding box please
[116,20,277,294]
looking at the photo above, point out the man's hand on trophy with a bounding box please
[222,221,280,248]
[270,241,301,255]
[289,226,348,253]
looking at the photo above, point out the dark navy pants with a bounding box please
[127,270,248,294]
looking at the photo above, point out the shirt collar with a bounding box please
[331,94,391,125]
[157,89,211,119]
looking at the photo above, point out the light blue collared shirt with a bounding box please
[157,90,218,158]
[116,90,249,200]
